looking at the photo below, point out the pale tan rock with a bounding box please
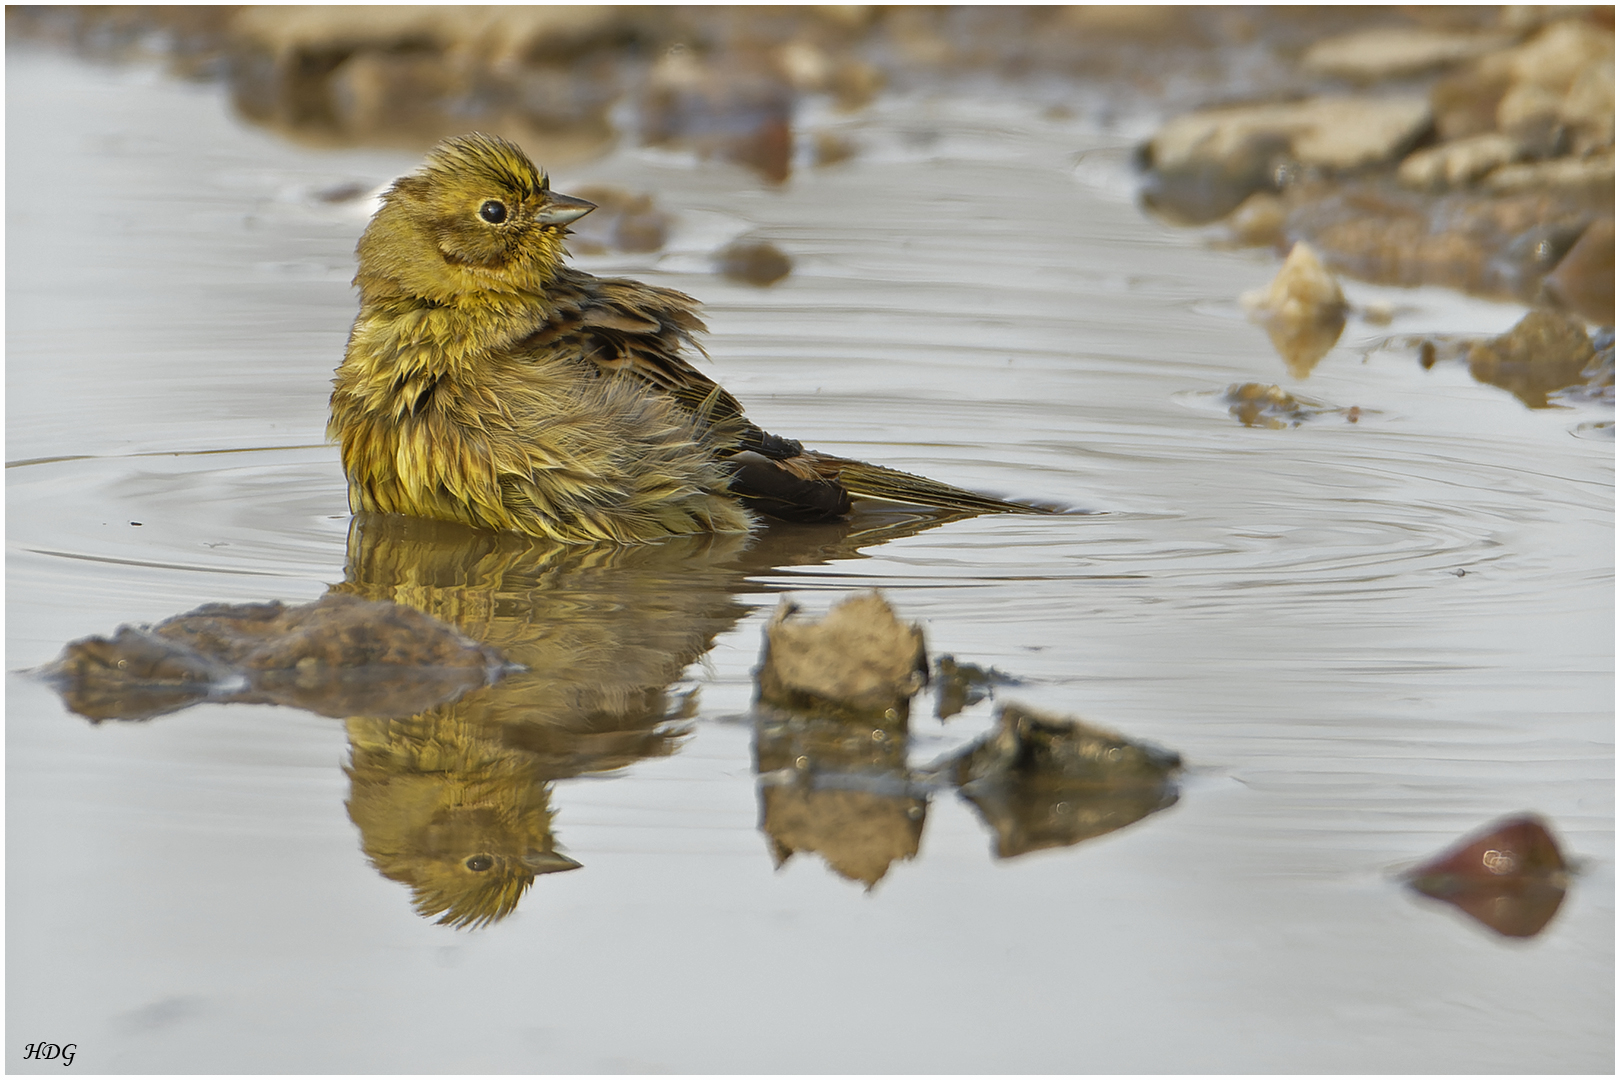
[1301,27,1513,82]
[1151,96,1433,175]
[1398,133,1527,190]
[1495,19,1616,151]
[756,592,927,717]
[1241,242,1348,378]
[1484,152,1615,194]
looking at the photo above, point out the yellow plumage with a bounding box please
[330,133,1043,544]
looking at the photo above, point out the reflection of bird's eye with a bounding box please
[478,201,508,225]
[465,855,495,872]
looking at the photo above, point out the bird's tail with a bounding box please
[813,454,1052,515]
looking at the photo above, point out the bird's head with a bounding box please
[355,132,596,305]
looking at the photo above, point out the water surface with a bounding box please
[7,48,1613,1073]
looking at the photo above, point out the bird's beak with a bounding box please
[535,192,596,226]
[523,850,583,874]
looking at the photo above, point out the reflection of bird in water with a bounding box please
[332,510,974,925]
[334,514,751,926]
[329,133,1045,544]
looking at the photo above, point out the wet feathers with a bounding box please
[330,133,1035,544]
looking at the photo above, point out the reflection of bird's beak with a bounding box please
[535,193,596,226]
[523,850,583,874]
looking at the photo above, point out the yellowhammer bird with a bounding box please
[329,132,1044,545]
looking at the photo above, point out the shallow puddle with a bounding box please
[7,48,1613,1073]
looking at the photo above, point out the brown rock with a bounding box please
[1543,216,1615,323]
[1406,814,1570,939]
[1241,242,1349,378]
[717,239,794,286]
[37,594,511,722]
[1467,309,1598,407]
[756,592,927,719]
[951,703,1181,860]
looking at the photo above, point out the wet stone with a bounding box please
[1405,814,1571,939]
[1466,309,1600,408]
[1300,27,1514,83]
[950,703,1182,860]
[1221,383,1359,429]
[1240,242,1348,378]
[755,592,927,720]
[716,239,794,286]
[37,593,511,722]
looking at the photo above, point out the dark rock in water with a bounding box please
[716,239,794,286]
[756,592,927,720]
[37,593,511,722]
[1466,309,1599,408]
[755,710,923,888]
[1405,814,1571,939]
[951,703,1181,859]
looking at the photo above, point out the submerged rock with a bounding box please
[1240,242,1348,378]
[756,592,927,720]
[1466,309,1600,408]
[37,593,510,722]
[951,703,1181,860]
[1222,383,1361,429]
[1405,814,1571,939]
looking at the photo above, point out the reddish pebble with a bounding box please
[1406,814,1570,938]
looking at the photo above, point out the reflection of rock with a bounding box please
[1222,383,1359,429]
[1466,310,1599,408]
[38,594,508,723]
[1405,814,1571,939]
[1241,242,1348,378]
[756,592,927,720]
[755,711,923,888]
[951,704,1181,860]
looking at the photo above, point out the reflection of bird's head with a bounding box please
[345,714,581,929]
[356,133,595,306]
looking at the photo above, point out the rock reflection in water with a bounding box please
[39,506,979,926]
[952,704,1182,860]
[755,712,925,889]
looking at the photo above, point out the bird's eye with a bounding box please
[465,855,495,872]
[478,200,508,225]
